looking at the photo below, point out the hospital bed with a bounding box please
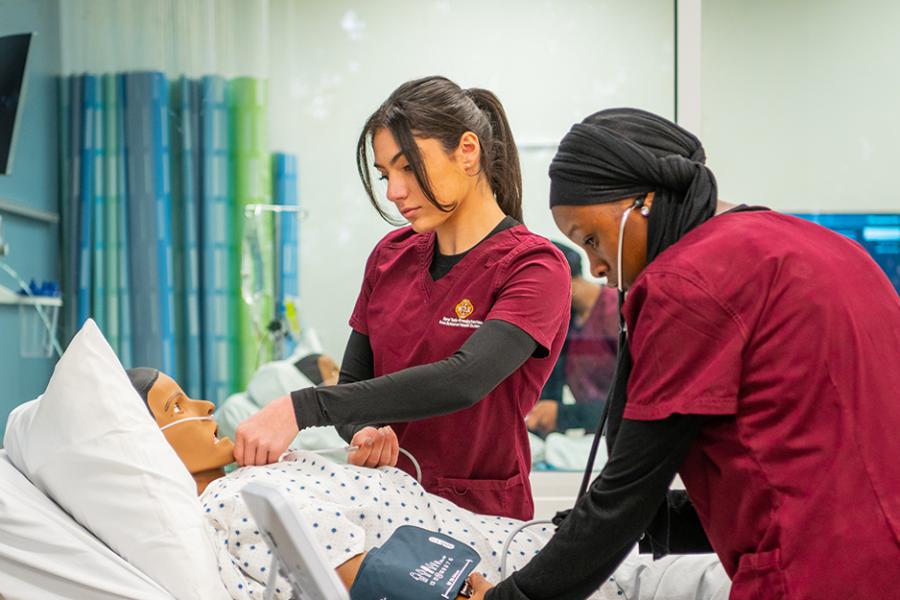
[0,320,726,600]
[0,446,728,600]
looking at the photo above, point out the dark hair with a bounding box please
[356,75,522,224]
[126,367,160,414]
[294,353,324,386]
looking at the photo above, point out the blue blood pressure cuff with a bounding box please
[349,525,481,600]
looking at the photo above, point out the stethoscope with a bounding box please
[504,195,649,593]
[615,195,649,293]
[576,194,648,498]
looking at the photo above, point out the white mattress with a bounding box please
[0,450,174,600]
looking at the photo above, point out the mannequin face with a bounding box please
[318,355,340,387]
[145,373,235,474]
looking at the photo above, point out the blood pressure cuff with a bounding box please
[349,525,480,600]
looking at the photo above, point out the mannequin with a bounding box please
[126,367,484,597]
[126,368,725,600]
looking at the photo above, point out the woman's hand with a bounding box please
[526,400,559,434]
[348,425,399,468]
[234,394,299,466]
[466,573,495,599]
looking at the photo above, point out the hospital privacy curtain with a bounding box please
[60,72,293,404]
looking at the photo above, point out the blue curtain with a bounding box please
[198,75,237,404]
[124,73,177,379]
[273,152,300,356]
[59,71,275,405]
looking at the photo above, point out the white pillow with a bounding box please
[0,450,174,600]
[3,319,229,600]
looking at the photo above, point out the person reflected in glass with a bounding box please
[526,241,618,437]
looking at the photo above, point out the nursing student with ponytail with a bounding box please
[475,109,900,599]
[235,76,571,521]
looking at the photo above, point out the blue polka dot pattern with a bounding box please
[199,448,643,600]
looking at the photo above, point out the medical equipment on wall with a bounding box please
[0,259,63,359]
[242,203,308,365]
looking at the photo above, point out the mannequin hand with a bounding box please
[234,394,299,466]
[526,400,559,434]
[348,426,399,468]
[466,573,494,599]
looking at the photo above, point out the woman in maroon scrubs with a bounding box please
[235,76,571,520]
[478,109,900,600]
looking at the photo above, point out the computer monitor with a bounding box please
[0,33,34,176]
[792,213,900,295]
[240,482,351,600]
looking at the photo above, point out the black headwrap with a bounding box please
[548,108,718,497]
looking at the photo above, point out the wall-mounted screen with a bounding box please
[0,32,33,176]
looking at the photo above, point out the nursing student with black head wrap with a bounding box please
[473,109,900,600]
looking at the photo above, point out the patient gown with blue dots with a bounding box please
[200,450,726,600]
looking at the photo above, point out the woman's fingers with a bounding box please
[234,395,299,466]
[233,432,245,465]
[467,572,494,599]
[384,426,400,467]
[373,427,392,467]
[348,426,399,468]
[348,427,378,466]
[254,444,270,468]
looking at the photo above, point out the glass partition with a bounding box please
[269,1,675,471]
[701,0,900,213]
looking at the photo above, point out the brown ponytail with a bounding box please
[465,88,523,222]
[356,76,523,225]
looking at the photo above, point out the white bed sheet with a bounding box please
[0,449,174,600]
[0,444,729,600]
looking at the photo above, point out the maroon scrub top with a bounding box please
[623,211,900,599]
[565,286,619,403]
[349,225,570,519]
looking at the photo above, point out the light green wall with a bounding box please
[701,0,900,212]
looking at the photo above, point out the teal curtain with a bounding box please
[60,72,278,405]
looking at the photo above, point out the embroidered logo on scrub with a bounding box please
[455,298,474,319]
[440,298,484,329]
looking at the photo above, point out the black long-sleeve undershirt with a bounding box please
[291,216,537,442]
[486,414,707,600]
[332,330,376,442]
[291,319,539,437]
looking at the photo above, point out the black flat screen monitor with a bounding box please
[0,33,34,176]
[792,212,900,296]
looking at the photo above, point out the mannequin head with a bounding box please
[295,352,340,387]
[127,368,234,493]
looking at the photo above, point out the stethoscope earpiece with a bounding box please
[616,195,649,292]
